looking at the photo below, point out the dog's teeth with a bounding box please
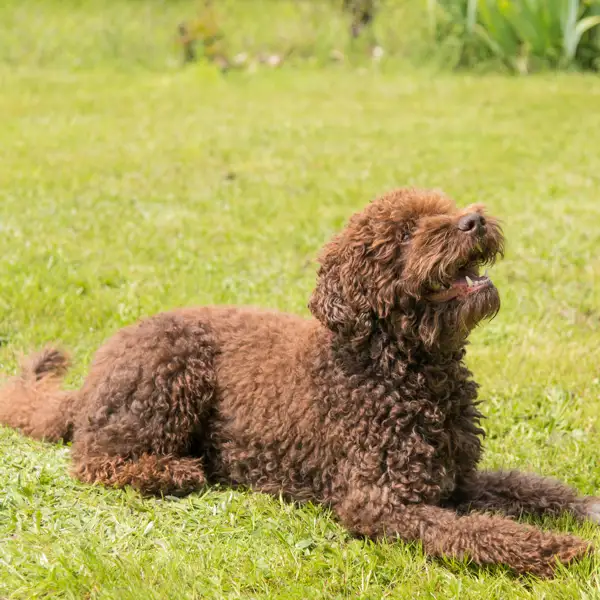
[465,276,474,287]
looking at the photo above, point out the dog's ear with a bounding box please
[309,218,406,342]
[308,236,375,343]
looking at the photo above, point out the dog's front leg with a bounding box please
[449,470,600,523]
[332,487,592,577]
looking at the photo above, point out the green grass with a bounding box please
[1,2,600,599]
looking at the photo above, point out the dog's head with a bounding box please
[308,188,504,349]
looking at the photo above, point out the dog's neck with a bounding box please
[329,320,469,383]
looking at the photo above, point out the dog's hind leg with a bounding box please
[71,312,217,496]
[74,453,206,496]
[448,470,600,524]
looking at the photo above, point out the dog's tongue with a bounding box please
[428,273,492,302]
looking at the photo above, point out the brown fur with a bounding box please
[0,187,598,577]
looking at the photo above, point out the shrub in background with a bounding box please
[428,0,600,73]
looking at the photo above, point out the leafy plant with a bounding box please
[427,0,600,72]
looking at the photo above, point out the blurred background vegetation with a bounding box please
[1,0,599,74]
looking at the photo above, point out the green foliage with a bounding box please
[428,0,600,72]
[1,0,599,73]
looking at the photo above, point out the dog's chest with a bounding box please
[398,402,469,499]
[338,375,482,504]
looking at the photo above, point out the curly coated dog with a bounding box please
[1,187,598,577]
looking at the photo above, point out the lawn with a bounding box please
[1,3,600,599]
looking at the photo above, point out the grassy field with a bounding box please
[1,2,600,599]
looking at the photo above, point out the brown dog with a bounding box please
[1,187,598,577]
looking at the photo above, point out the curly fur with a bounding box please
[0,187,597,577]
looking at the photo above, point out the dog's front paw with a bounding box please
[527,533,593,579]
[569,496,600,524]
[583,497,600,525]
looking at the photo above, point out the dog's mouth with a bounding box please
[426,263,494,303]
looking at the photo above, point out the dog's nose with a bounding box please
[458,213,486,234]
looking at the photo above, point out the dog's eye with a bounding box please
[401,231,412,243]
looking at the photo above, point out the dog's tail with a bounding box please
[0,347,78,443]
